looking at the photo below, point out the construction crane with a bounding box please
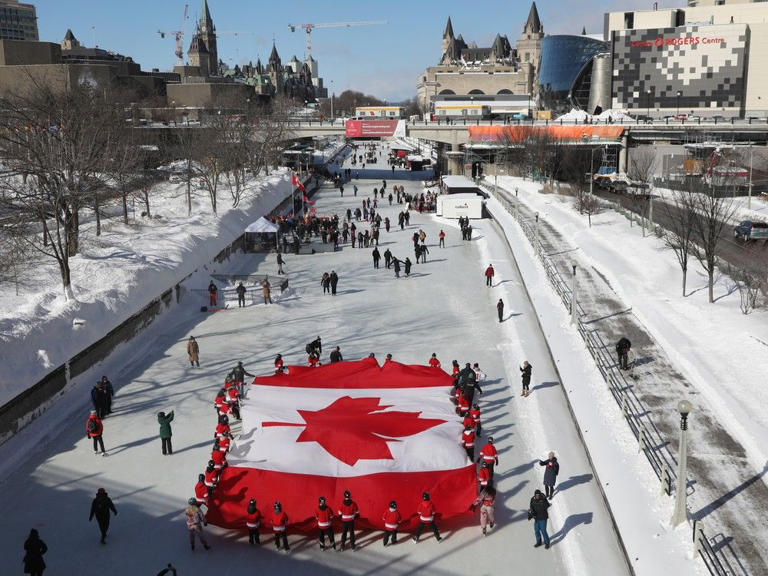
[288,20,386,60]
[157,3,189,66]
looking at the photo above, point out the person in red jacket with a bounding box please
[271,501,289,552]
[226,387,240,420]
[456,393,470,417]
[203,460,218,491]
[338,490,359,551]
[246,498,261,546]
[484,264,495,287]
[215,415,230,439]
[218,430,231,453]
[477,437,499,480]
[315,496,336,550]
[412,492,442,543]
[478,461,492,490]
[208,281,218,306]
[382,500,401,546]
[214,389,227,416]
[428,353,441,368]
[308,351,320,367]
[438,229,446,248]
[470,403,482,437]
[211,439,227,471]
[194,474,208,506]
[461,424,476,461]
[462,412,475,431]
[86,410,106,455]
[274,354,285,374]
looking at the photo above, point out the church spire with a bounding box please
[200,0,214,32]
[443,16,454,39]
[269,41,280,65]
[523,2,542,35]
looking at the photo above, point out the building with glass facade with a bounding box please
[0,0,37,42]
[537,35,608,115]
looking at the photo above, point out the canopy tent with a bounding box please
[245,217,279,234]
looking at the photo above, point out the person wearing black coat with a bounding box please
[528,489,551,549]
[23,529,47,576]
[404,257,412,277]
[90,384,107,419]
[329,271,339,295]
[236,282,247,307]
[520,361,532,397]
[459,364,482,403]
[497,299,504,322]
[538,452,560,499]
[372,247,381,269]
[89,488,118,544]
[616,337,631,370]
[231,361,253,383]
[330,347,343,363]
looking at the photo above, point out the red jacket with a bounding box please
[417,501,436,522]
[478,466,491,487]
[246,508,262,529]
[315,506,333,528]
[86,415,103,438]
[214,393,226,409]
[470,407,481,424]
[462,429,475,448]
[462,415,475,429]
[227,388,239,403]
[215,422,230,438]
[272,511,288,531]
[204,468,217,487]
[382,508,401,530]
[457,395,470,413]
[484,266,494,278]
[429,357,441,368]
[194,481,208,504]
[211,449,226,468]
[479,442,498,464]
[218,436,230,452]
[338,501,359,522]
[274,358,284,373]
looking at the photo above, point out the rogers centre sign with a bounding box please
[631,35,726,48]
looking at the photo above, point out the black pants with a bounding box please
[544,484,555,499]
[341,521,356,547]
[414,520,440,540]
[238,295,245,307]
[96,517,110,541]
[618,351,628,370]
[439,238,445,248]
[465,446,474,461]
[331,284,337,295]
[319,527,335,547]
[274,531,289,550]
[248,528,260,545]
[476,422,482,437]
[498,309,503,322]
[383,529,398,545]
[92,436,105,453]
[486,276,492,286]
[161,437,173,455]
[374,260,379,268]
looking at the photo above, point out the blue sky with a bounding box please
[35,0,652,101]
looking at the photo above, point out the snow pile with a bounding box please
[555,108,590,122]
[555,108,635,123]
[0,172,293,406]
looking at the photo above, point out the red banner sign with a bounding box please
[345,119,398,138]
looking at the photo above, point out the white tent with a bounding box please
[244,217,279,233]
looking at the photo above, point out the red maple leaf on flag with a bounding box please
[262,396,447,466]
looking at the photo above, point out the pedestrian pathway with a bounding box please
[492,181,767,575]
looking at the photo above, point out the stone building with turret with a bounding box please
[417,3,544,111]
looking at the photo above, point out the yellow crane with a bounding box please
[288,20,387,60]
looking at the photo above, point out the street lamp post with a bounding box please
[748,143,754,210]
[671,400,692,527]
[570,262,578,325]
[676,91,681,117]
[646,89,652,119]
[589,146,599,199]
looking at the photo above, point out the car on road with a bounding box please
[733,220,768,242]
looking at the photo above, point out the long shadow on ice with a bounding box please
[549,512,593,545]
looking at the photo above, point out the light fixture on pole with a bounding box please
[748,143,754,210]
[671,399,692,527]
[676,91,681,116]
[646,88,652,118]
[570,262,578,325]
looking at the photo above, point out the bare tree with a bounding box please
[627,147,657,233]
[690,181,737,303]
[661,189,697,296]
[727,262,764,314]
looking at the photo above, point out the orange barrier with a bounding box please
[467,125,625,143]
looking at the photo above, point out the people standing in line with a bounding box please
[528,490,551,549]
[157,410,174,455]
[262,278,272,304]
[246,498,262,546]
[91,383,108,419]
[274,354,285,374]
[420,243,429,263]
[477,437,499,480]
[412,492,442,542]
[338,490,359,551]
[330,270,339,295]
[462,424,476,461]
[539,452,560,499]
[520,361,532,397]
[236,282,247,308]
[616,337,631,370]
[470,403,482,437]
[86,410,106,455]
[429,353,441,368]
[439,229,445,247]
[23,529,47,576]
[100,376,114,415]
[497,298,504,322]
[372,247,381,269]
[315,496,336,550]
[208,281,218,307]
[484,264,495,287]
[277,252,285,275]
[471,485,497,536]
[185,498,211,551]
[321,272,331,294]
[187,336,199,367]
[330,346,343,363]
[382,501,401,546]
[89,488,117,544]
[271,502,290,552]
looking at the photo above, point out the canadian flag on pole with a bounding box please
[290,171,306,192]
[206,359,476,531]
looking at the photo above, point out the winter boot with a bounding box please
[482,528,487,536]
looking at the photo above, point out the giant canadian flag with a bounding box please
[206,358,476,531]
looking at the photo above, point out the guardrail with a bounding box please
[486,183,742,576]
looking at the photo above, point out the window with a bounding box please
[461,109,468,116]
[525,53,530,62]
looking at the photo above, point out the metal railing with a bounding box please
[486,182,741,576]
